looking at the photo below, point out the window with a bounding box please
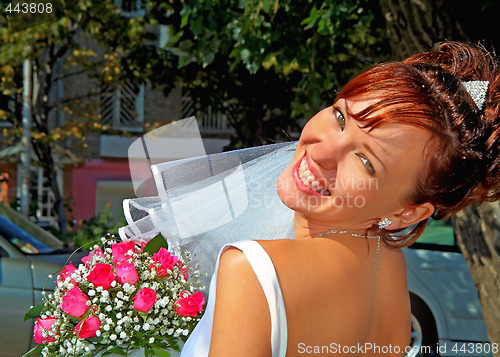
[114,0,145,17]
[17,165,63,226]
[100,82,144,132]
[411,219,460,252]
[181,90,235,135]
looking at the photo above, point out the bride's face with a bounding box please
[277,97,433,233]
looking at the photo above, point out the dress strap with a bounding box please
[180,240,287,357]
[228,241,288,357]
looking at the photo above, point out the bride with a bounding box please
[122,42,500,356]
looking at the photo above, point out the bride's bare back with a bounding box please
[209,237,410,357]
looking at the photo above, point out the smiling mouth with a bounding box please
[296,156,331,196]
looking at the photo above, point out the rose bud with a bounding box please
[33,317,57,344]
[58,262,78,287]
[174,291,205,317]
[114,262,139,285]
[149,247,178,277]
[87,263,115,290]
[60,286,89,317]
[75,316,101,339]
[133,287,157,312]
[112,241,137,265]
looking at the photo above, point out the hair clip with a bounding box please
[463,80,489,110]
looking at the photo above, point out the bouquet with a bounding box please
[24,234,205,357]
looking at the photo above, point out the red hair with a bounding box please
[335,42,500,246]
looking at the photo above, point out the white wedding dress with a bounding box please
[180,240,288,357]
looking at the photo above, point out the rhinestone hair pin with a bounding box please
[463,80,489,110]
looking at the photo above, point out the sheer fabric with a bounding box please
[119,142,297,288]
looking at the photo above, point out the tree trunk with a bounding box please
[378,0,468,59]
[453,203,500,352]
[379,0,500,352]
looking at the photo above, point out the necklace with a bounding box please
[314,229,381,269]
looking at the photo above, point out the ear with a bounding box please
[389,202,435,230]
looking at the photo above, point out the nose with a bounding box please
[310,131,351,171]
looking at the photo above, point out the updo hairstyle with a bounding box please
[335,41,500,246]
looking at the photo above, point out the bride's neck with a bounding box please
[292,212,368,239]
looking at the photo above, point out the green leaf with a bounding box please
[22,344,44,357]
[142,234,169,255]
[102,347,128,356]
[24,303,47,321]
[149,349,172,357]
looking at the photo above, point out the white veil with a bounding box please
[119,138,297,287]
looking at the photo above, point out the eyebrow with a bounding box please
[363,142,386,173]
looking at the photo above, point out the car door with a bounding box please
[405,219,490,350]
[0,235,34,357]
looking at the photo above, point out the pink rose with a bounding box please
[81,247,105,268]
[33,317,57,344]
[150,247,178,277]
[75,315,101,339]
[174,291,205,317]
[60,286,89,317]
[114,262,139,285]
[58,262,78,287]
[87,263,115,290]
[112,241,137,265]
[133,287,157,312]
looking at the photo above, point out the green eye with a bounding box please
[334,108,345,129]
[359,155,376,176]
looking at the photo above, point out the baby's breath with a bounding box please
[31,234,205,356]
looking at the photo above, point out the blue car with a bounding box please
[404,219,492,356]
[0,203,86,357]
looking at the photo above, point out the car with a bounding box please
[0,203,87,357]
[404,219,493,357]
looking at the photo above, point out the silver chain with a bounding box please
[315,229,379,239]
[314,229,381,269]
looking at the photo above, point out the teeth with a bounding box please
[298,157,331,195]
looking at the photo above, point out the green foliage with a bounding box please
[24,302,47,321]
[142,234,170,255]
[158,0,389,147]
[66,203,126,248]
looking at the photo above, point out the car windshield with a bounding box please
[0,203,64,254]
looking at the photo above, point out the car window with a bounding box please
[0,203,64,254]
[414,218,456,247]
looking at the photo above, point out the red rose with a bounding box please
[174,291,205,317]
[133,287,157,312]
[75,315,101,339]
[81,247,105,268]
[33,317,57,344]
[112,241,137,265]
[60,286,89,317]
[114,262,139,285]
[87,263,115,290]
[58,262,78,286]
[150,247,178,277]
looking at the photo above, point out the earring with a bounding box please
[378,218,392,229]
